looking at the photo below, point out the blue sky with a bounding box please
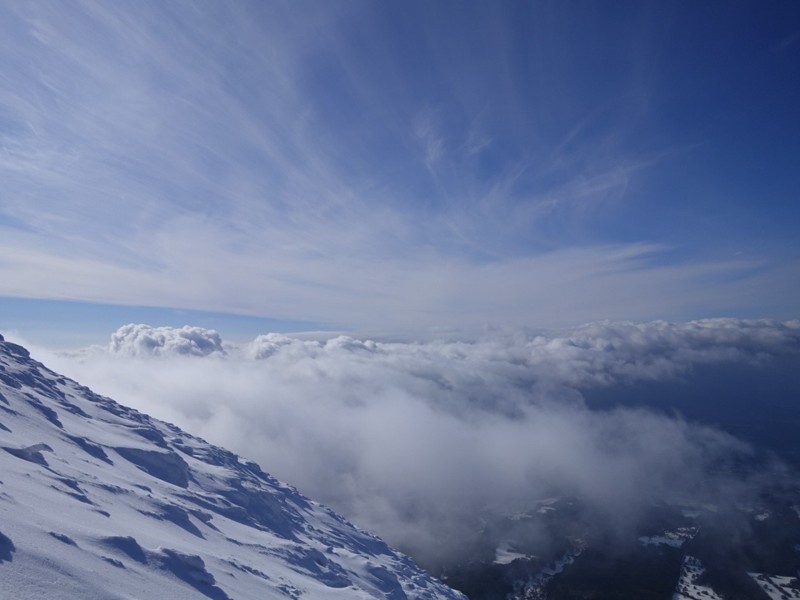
[1,1,799,344]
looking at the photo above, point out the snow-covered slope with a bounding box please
[0,334,464,600]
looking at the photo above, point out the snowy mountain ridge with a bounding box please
[0,333,465,600]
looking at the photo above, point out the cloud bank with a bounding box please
[29,318,800,567]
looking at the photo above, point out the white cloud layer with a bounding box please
[23,318,800,566]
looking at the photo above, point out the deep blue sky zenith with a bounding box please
[1,1,799,344]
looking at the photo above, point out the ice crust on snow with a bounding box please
[0,336,464,600]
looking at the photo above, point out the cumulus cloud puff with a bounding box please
[109,323,226,357]
[33,319,800,567]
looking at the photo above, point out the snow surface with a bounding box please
[0,334,465,600]
[509,542,585,600]
[493,541,530,565]
[748,573,800,600]
[672,556,723,600]
[638,527,697,549]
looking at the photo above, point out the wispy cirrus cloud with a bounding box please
[0,1,797,333]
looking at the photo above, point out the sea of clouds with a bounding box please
[23,318,800,567]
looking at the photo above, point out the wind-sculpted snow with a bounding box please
[21,319,800,567]
[0,334,465,600]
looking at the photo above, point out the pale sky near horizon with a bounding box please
[1,1,799,344]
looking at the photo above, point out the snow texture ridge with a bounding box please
[0,335,465,600]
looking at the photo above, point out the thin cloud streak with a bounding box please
[1,237,796,331]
